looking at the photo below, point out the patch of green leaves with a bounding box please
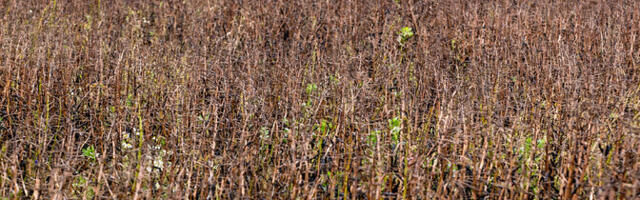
[126,93,134,107]
[82,145,97,161]
[397,27,414,46]
[72,176,94,199]
[306,83,318,95]
[368,130,380,146]
[316,119,333,135]
[388,117,402,143]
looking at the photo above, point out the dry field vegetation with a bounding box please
[1,0,640,199]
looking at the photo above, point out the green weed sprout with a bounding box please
[317,119,332,135]
[389,117,402,144]
[82,145,97,161]
[306,83,318,95]
[397,27,414,46]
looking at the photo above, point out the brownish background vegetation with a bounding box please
[1,0,640,199]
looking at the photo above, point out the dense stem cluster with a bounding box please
[1,0,639,199]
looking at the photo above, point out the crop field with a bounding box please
[1,0,640,199]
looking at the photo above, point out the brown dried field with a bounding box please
[1,0,640,199]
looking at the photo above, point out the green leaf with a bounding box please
[126,93,134,107]
[306,83,318,95]
[389,117,402,128]
[400,27,414,38]
[260,127,270,139]
[397,27,414,45]
[82,145,97,160]
[536,137,547,149]
[368,130,380,145]
[388,117,402,143]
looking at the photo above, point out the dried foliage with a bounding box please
[1,0,640,199]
